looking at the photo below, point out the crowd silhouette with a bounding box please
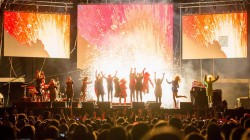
[0,108,250,140]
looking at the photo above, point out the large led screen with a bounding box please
[77,4,174,105]
[4,11,70,58]
[182,12,247,59]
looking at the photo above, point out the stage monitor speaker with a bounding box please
[82,102,96,110]
[147,102,161,110]
[237,97,250,109]
[190,88,208,108]
[97,102,111,109]
[180,102,193,110]
[53,101,66,108]
[72,101,79,108]
[132,102,145,110]
[13,102,50,108]
[213,89,222,107]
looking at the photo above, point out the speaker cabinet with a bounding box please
[82,102,96,110]
[13,102,50,108]
[180,102,193,110]
[132,102,145,110]
[72,101,79,108]
[212,89,222,107]
[190,87,208,108]
[147,102,161,110]
[53,101,66,108]
[97,102,111,109]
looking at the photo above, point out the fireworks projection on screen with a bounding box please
[182,12,247,59]
[77,4,178,107]
[4,11,70,58]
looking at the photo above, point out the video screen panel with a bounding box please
[4,11,70,58]
[77,4,173,71]
[77,4,174,104]
[182,12,247,59]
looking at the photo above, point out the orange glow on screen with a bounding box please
[182,12,247,59]
[4,11,70,58]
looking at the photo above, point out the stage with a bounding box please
[0,101,248,119]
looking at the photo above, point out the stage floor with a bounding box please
[0,101,248,119]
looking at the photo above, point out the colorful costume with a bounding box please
[119,79,127,105]
[204,75,219,106]
[142,69,153,93]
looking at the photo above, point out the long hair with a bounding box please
[174,76,181,83]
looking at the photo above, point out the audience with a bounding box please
[0,107,250,140]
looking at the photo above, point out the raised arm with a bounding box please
[166,78,172,84]
[113,71,117,78]
[149,77,154,87]
[154,72,157,83]
[212,75,219,83]
[204,74,207,82]
[101,72,108,79]
[161,73,165,83]
[143,68,146,75]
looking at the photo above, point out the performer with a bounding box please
[119,79,127,105]
[142,68,154,93]
[129,68,136,103]
[114,76,121,99]
[55,77,61,101]
[166,75,187,108]
[95,70,105,102]
[80,76,91,102]
[154,72,165,103]
[102,71,117,102]
[35,70,45,102]
[47,79,57,108]
[204,74,219,107]
[65,76,74,108]
[135,70,144,102]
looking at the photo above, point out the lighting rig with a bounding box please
[2,0,73,13]
[179,0,248,11]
